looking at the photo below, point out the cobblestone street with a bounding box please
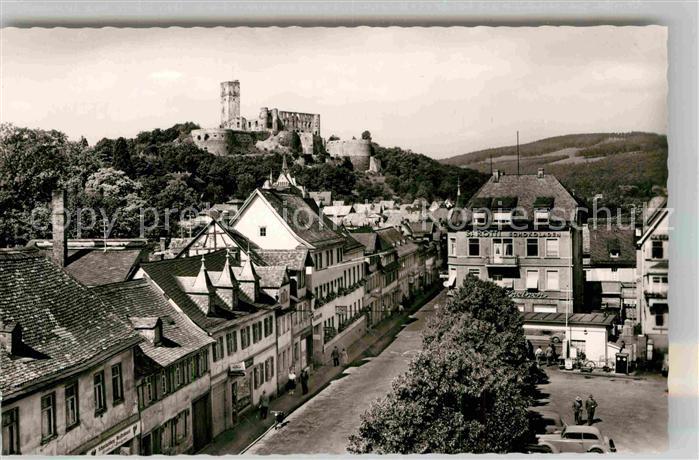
[539,368,668,453]
[245,292,445,454]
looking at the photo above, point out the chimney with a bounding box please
[159,237,167,252]
[0,321,22,355]
[51,190,67,267]
[493,170,500,183]
[537,168,545,178]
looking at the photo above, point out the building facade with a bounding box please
[446,169,584,314]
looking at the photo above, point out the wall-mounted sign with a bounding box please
[650,234,668,241]
[463,231,563,238]
[89,422,140,456]
[509,290,549,299]
[244,357,254,368]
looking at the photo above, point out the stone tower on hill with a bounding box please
[220,80,241,128]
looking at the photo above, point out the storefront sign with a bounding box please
[463,231,562,238]
[312,311,323,322]
[89,422,140,456]
[509,290,549,299]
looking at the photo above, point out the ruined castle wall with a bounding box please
[326,139,372,171]
[277,111,320,135]
[192,128,268,156]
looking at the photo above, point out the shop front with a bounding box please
[87,420,140,455]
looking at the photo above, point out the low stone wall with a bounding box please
[192,129,270,156]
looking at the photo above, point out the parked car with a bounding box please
[536,425,616,453]
[531,410,566,434]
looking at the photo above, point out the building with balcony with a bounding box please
[446,169,584,314]
[230,173,366,365]
[636,197,669,352]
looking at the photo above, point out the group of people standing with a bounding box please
[572,394,599,425]
[534,343,558,366]
[331,346,349,367]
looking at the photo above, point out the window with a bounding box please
[41,393,56,440]
[651,240,664,259]
[526,269,539,291]
[65,382,79,429]
[473,211,487,225]
[610,249,620,258]
[259,226,266,236]
[449,238,456,256]
[534,209,549,225]
[226,331,237,355]
[213,336,225,362]
[468,238,480,256]
[526,238,539,257]
[2,407,20,455]
[111,363,124,404]
[545,270,560,291]
[493,238,513,257]
[241,326,250,349]
[545,238,560,257]
[94,371,106,414]
[161,372,169,396]
[563,432,583,440]
[655,312,665,327]
[252,323,260,343]
[582,432,600,440]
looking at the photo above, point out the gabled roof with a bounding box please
[256,266,289,289]
[468,173,579,222]
[175,218,264,264]
[322,205,354,217]
[350,231,380,253]
[251,188,346,248]
[140,249,276,332]
[27,240,148,286]
[376,227,404,249]
[0,251,142,398]
[255,249,313,272]
[94,280,214,367]
[588,224,636,267]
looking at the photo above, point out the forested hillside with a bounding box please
[0,123,486,247]
[440,132,668,211]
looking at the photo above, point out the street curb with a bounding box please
[557,370,646,381]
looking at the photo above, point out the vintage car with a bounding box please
[536,425,616,453]
[530,409,566,434]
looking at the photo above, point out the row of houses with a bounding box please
[0,163,443,455]
[446,168,669,368]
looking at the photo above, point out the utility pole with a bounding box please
[517,130,520,176]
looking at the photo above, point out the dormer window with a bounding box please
[493,210,512,224]
[534,209,550,225]
[533,197,554,226]
[473,211,487,225]
[608,239,621,259]
[130,317,163,346]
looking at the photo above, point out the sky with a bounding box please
[1,26,667,159]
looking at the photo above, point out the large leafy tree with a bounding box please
[348,276,537,454]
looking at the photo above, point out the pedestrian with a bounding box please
[300,368,309,395]
[287,368,297,395]
[545,344,554,366]
[586,394,598,425]
[341,348,349,366]
[259,390,270,420]
[535,346,544,365]
[526,340,535,360]
[331,346,340,366]
[572,396,583,425]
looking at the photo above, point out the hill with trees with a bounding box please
[440,132,668,212]
[0,123,487,247]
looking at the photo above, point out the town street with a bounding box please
[245,291,446,455]
[540,368,668,453]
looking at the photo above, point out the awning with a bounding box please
[443,272,457,288]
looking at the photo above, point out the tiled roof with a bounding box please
[396,241,420,258]
[258,189,346,248]
[31,247,147,286]
[255,249,311,271]
[322,205,354,217]
[255,266,289,288]
[94,280,214,367]
[376,227,404,247]
[140,250,276,333]
[588,224,636,267]
[349,231,379,253]
[0,251,142,398]
[468,173,579,222]
[407,221,434,236]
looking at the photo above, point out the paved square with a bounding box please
[538,368,668,453]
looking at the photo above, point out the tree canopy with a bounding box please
[348,276,540,454]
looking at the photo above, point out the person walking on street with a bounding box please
[545,344,554,366]
[586,394,598,425]
[300,368,309,395]
[572,396,583,425]
[331,346,340,366]
[341,348,349,366]
[287,368,297,395]
[259,390,270,420]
